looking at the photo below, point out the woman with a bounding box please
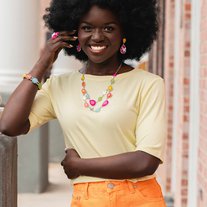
[0,0,167,206]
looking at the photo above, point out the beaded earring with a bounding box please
[76,43,81,52]
[120,38,127,54]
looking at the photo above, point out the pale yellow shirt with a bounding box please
[29,68,167,184]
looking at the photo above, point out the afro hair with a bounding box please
[43,0,159,62]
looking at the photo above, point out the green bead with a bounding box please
[94,108,101,112]
[98,97,103,102]
[111,79,115,84]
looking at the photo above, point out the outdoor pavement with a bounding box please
[18,163,73,207]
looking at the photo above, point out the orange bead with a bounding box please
[81,89,87,94]
[82,82,86,87]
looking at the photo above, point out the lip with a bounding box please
[88,44,108,54]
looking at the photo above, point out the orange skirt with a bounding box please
[71,178,166,207]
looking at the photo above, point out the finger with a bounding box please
[52,41,73,51]
[50,30,77,42]
[49,35,78,48]
[59,36,78,42]
[59,30,77,36]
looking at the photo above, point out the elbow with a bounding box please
[133,166,156,178]
[133,160,160,177]
[144,165,158,175]
[0,120,28,137]
[0,124,18,137]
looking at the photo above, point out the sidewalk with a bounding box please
[18,163,72,207]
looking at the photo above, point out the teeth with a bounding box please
[91,46,106,52]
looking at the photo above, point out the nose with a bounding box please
[91,29,104,42]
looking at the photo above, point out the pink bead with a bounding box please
[84,103,89,108]
[107,93,112,99]
[120,44,127,54]
[89,100,96,106]
[102,100,109,107]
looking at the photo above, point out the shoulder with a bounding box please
[40,71,80,95]
[44,71,78,86]
[130,69,165,94]
[128,68,164,85]
[133,68,163,82]
[50,71,79,82]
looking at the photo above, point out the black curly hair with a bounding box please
[43,0,159,62]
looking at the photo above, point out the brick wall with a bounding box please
[198,0,207,206]
[173,2,191,206]
[150,0,207,206]
[163,0,175,193]
[150,0,192,206]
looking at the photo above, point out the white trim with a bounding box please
[187,0,200,206]
[0,69,26,93]
[171,0,181,194]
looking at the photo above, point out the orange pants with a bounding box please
[71,178,166,207]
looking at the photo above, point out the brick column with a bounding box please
[159,0,175,194]
[172,1,192,206]
[198,0,207,206]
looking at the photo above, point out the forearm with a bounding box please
[0,33,76,136]
[0,63,46,136]
[77,151,160,180]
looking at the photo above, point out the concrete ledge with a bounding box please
[18,124,49,193]
[0,134,17,207]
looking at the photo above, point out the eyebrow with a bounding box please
[80,21,119,25]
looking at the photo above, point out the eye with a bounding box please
[103,26,114,32]
[81,25,93,32]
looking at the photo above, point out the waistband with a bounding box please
[73,178,157,199]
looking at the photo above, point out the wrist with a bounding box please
[76,158,86,176]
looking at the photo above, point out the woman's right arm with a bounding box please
[0,31,76,136]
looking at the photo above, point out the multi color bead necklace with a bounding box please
[81,63,122,112]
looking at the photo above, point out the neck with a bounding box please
[85,60,122,76]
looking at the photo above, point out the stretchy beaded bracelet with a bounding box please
[23,74,42,90]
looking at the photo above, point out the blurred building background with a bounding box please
[0,0,207,207]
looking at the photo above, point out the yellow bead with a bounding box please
[81,75,85,81]
[108,85,113,91]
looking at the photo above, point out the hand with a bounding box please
[37,31,77,72]
[61,148,81,179]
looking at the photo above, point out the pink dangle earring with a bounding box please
[76,43,81,52]
[120,38,127,54]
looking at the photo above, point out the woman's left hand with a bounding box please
[61,148,81,179]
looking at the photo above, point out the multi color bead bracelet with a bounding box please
[23,74,42,90]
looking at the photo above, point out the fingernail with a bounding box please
[66,44,73,48]
[73,36,78,39]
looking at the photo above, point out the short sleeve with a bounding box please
[135,78,167,162]
[29,78,56,131]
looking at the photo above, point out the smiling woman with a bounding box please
[78,5,122,69]
[0,0,167,206]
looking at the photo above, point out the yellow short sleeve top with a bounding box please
[29,68,167,184]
